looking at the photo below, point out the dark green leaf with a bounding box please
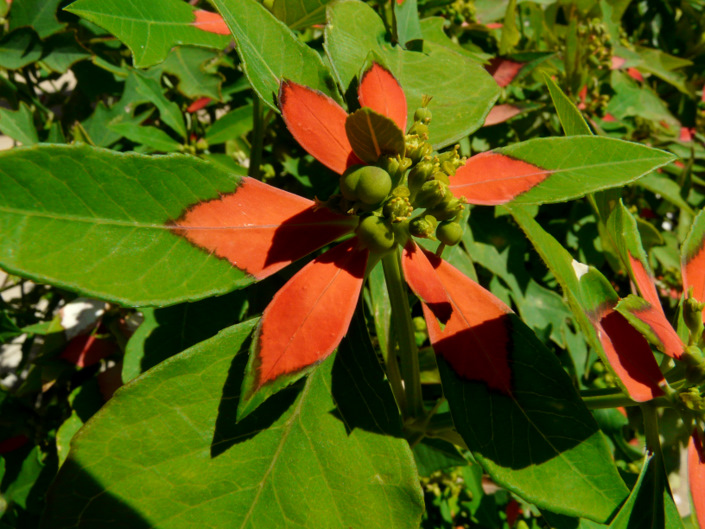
[156,47,225,100]
[438,312,628,522]
[131,70,186,138]
[211,0,340,111]
[107,121,181,152]
[205,104,253,145]
[545,74,592,136]
[0,144,251,306]
[325,0,499,149]
[43,319,423,528]
[0,103,38,145]
[271,0,328,30]
[345,108,405,163]
[8,0,65,38]
[0,29,42,69]
[39,31,91,73]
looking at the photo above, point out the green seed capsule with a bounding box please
[436,221,463,246]
[339,165,392,205]
[356,215,396,253]
[414,107,432,124]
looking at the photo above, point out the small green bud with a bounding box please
[409,215,438,239]
[684,294,705,343]
[436,221,463,246]
[383,195,413,222]
[680,387,705,412]
[414,107,432,124]
[408,122,428,138]
[391,185,410,198]
[340,165,392,205]
[415,180,448,209]
[408,159,435,192]
[431,170,450,186]
[356,215,396,253]
[683,345,705,384]
[379,155,400,178]
[427,196,465,221]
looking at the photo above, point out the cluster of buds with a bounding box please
[579,18,613,71]
[440,0,477,27]
[324,98,470,255]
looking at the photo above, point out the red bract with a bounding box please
[173,62,548,405]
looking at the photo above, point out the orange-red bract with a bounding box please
[421,250,513,395]
[689,430,705,529]
[627,255,684,359]
[593,308,665,402]
[486,58,523,87]
[483,104,522,127]
[192,10,230,35]
[358,63,408,132]
[450,152,550,205]
[171,177,357,280]
[401,242,452,324]
[279,81,361,175]
[254,238,368,388]
[684,244,705,310]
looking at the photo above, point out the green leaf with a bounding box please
[131,70,186,139]
[64,0,230,68]
[545,74,592,136]
[608,454,683,529]
[39,31,91,73]
[498,0,519,55]
[438,312,629,522]
[271,0,328,30]
[205,104,253,145]
[638,173,694,215]
[419,18,490,63]
[394,0,423,46]
[0,144,251,306]
[606,70,679,128]
[325,0,499,149]
[8,0,65,39]
[43,318,423,528]
[122,290,248,382]
[155,46,225,101]
[413,438,466,477]
[0,29,42,69]
[0,103,38,145]
[634,46,692,95]
[210,0,340,111]
[345,108,406,163]
[107,121,182,152]
[491,136,676,205]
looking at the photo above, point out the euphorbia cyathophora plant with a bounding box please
[1,0,701,527]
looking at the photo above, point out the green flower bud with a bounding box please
[427,196,465,221]
[683,345,705,384]
[408,122,429,138]
[414,107,432,124]
[340,165,392,205]
[684,295,705,343]
[409,215,438,238]
[383,195,413,222]
[415,180,448,209]
[431,170,450,185]
[356,215,396,253]
[680,387,705,412]
[436,221,463,246]
[408,159,435,193]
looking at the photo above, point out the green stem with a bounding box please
[382,249,423,418]
[249,96,264,179]
[580,388,671,410]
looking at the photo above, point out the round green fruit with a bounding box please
[356,215,396,253]
[436,221,463,246]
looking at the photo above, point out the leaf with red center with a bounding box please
[345,108,406,164]
[682,209,705,310]
[192,10,230,35]
[279,80,361,174]
[450,152,550,205]
[450,136,675,205]
[420,251,513,394]
[238,239,368,418]
[486,57,524,87]
[616,295,684,360]
[171,177,357,280]
[401,242,452,324]
[689,430,705,529]
[358,63,408,132]
[579,268,664,402]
